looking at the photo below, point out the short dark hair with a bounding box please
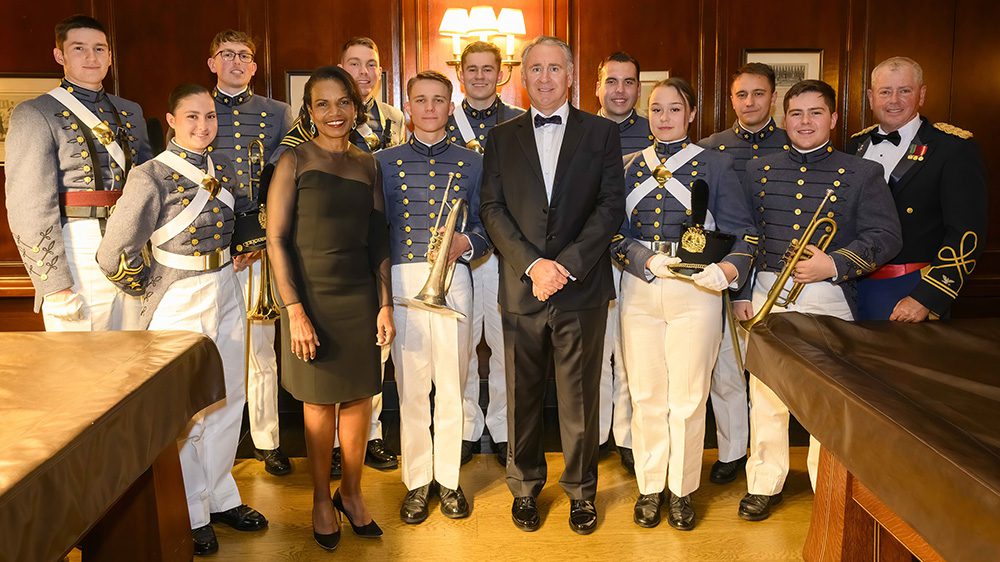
[406,70,454,98]
[598,51,640,80]
[209,29,256,56]
[55,15,107,50]
[301,65,367,128]
[651,77,697,111]
[461,41,502,69]
[167,83,211,114]
[783,79,836,113]
[341,37,380,61]
[730,62,776,92]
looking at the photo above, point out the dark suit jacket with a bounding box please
[480,106,626,314]
[848,117,988,315]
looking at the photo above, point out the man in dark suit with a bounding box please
[849,56,988,321]
[480,35,625,535]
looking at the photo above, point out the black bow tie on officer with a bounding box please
[534,114,562,128]
[870,129,901,145]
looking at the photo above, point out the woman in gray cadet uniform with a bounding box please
[96,84,266,556]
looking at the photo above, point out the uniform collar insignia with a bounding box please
[168,140,209,165]
[463,97,500,120]
[788,142,835,164]
[408,136,451,157]
[214,87,253,106]
[655,137,690,156]
[734,118,777,142]
[61,79,103,103]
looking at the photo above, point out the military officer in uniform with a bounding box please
[207,29,295,477]
[697,62,789,485]
[5,15,150,332]
[613,78,756,531]
[849,56,988,321]
[445,40,525,467]
[274,37,405,474]
[738,80,901,521]
[96,84,268,555]
[594,51,650,475]
[376,71,489,524]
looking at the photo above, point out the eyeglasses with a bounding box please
[215,50,254,63]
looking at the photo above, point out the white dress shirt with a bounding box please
[862,114,921,183]
[530,101,571,203]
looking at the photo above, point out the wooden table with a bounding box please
[745,313,1000,562]
[0,331,225,562]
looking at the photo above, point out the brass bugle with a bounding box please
[740,189,838,333]
[394,173,469,318]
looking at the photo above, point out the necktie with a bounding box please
[871,130,902,146]
[534,114,562,128]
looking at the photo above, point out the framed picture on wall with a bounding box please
[637,71,669,115]
[0,75,62,165]
[286,70,391,122]
[742,49,823,127]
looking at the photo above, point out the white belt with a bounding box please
[152,246,231,271]
[638,239,679,256]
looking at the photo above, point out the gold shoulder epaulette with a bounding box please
[933,122,973,139]
[850,124,878,138]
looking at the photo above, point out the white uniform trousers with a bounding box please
[149,268,246,529]
[620,273,722,497]
[391,262,473,490]
[237,264,280,450]
[710,310,750,463]
[42,219,141,332]
[462,253,508,442]
[599,264,632,448]
[746,271,852,496]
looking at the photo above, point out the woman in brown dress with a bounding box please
[267,66,394,550]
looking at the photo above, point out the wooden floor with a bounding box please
[74,448,813,561]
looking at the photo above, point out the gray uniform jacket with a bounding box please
[210,87,294,191]
[364,98,407,149]
[740,143,903,315]
[96,142,249,327]
[4,80,151,309]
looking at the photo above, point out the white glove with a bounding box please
[647,254,682,278]
[42,291,85,321]
[691,263,731,291]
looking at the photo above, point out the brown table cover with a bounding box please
[746,313,1000,562]
[0,330,225,562]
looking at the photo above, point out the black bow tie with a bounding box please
[871,130,901,146]
[534,114,562,128]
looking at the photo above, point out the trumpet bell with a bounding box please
[393,295,467,319]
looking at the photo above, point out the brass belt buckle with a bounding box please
[206,248,225,269]
[650,241,677,256]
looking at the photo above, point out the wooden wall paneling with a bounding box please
[841,0,872,143]
[698,0,722,141]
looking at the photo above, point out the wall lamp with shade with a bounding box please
[439,6,525,86]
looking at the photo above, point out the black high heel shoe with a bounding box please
[333,488,383,538]
[313,501,341,550]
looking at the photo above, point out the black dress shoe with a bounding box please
[710,455,748,484]
[439,484,471,518]
[569,499,598,535]
[333,488,382,538]
[633,492,662,528]
[313,522,341,551]
[667,493,695,531]
[511,496,540,532]
[738,492,783,521]
[618,446,635,475]
[495,441,508,467]
[461,440,476,465]
[210,504,268,531]
[365,438,399,470]
[330,447,343,479]
[254,447,292,476]
[192,524,218,556]
[598,440,613,457]
[400,482,435,524]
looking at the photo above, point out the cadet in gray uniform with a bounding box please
[737,80,901,522]
[445,41,524,468]
[377,71,489,524]
[207,29,295,477]
[697,63,789,486]
[97,84,268,556]
[594,51,649,475]
[5,15,150,331]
